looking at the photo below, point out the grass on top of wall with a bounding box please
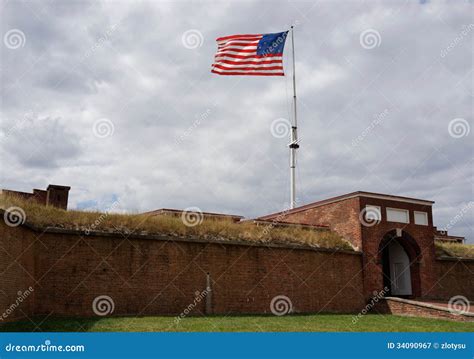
[0,194,352,251]
[435,240,474,259]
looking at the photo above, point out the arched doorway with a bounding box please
[379,230,421,298]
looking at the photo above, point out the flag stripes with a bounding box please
[211,33,287,76]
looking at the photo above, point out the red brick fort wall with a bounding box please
[0,221,365,320]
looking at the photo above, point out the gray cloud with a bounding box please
[0,0,472,242]
[1,114,81,168]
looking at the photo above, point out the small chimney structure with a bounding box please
[46,185,71,210]
[1,184,70,210]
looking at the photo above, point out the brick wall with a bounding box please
[429,259,474,300]
[269,198,363,249]
[0,224,36,323]
[376,298,473,322]
[0,221,366,319]
[32,189,47,205]
[260,197,440,300]
[45,185,70,210]
[1,190,36,203]
[1,185,70,209]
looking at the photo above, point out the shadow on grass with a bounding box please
[0,316,102,332]
[1,313,472,332]
[0,313,351,332]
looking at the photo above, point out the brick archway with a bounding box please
[378,230,422,298]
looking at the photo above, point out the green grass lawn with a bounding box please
[1,314,473,332]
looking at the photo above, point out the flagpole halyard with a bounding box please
[289,26,299,209]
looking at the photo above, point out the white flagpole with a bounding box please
[289,26,299,209]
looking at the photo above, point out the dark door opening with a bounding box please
[380,240,413,297]
[379,230,422,298]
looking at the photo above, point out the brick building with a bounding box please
[1,185,471,322]
[258,191,466,300]
[1,184,70,210]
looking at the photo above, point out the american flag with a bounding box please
[211,31,288,76]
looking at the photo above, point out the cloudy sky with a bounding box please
[1,0,472,241]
